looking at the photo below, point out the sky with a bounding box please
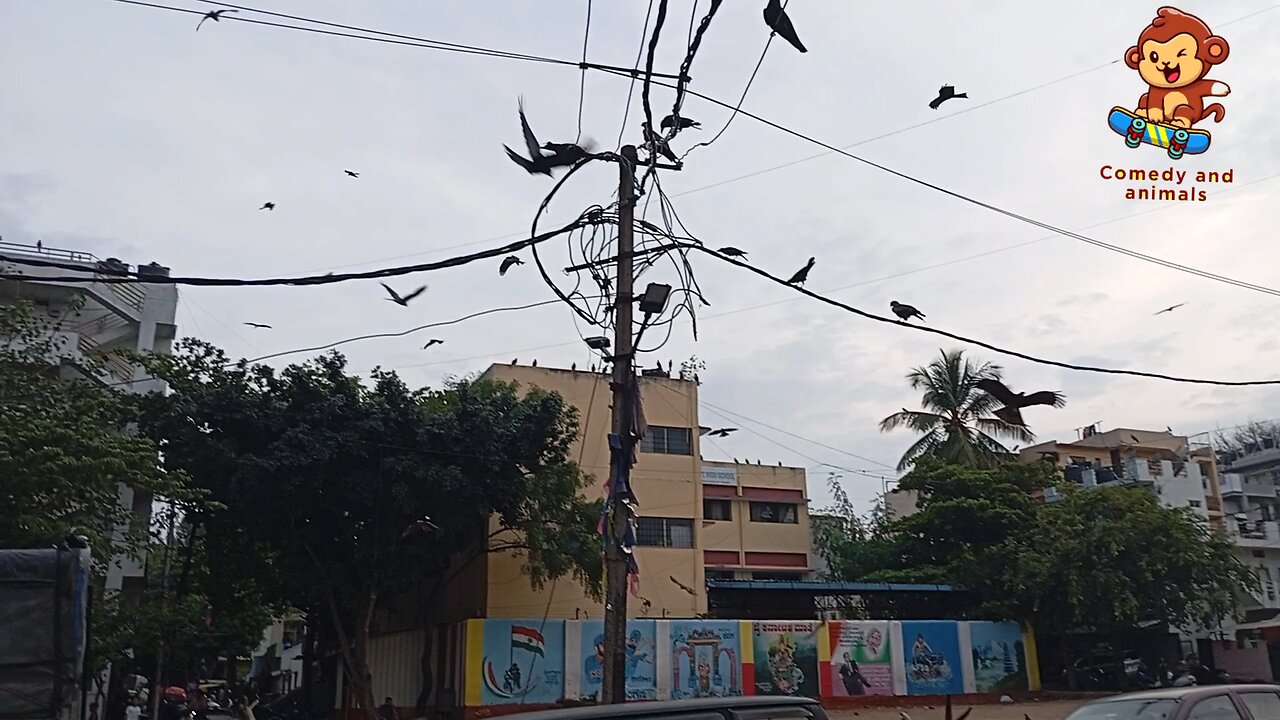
[3,0,1279,513]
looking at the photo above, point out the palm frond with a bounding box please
[897,429,945,471]
[975,418,1037,444]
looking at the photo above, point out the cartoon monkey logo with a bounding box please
[1125,7,1230,130]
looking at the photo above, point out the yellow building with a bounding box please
[474,363,813,620]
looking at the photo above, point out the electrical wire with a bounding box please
[612,70,1280,300]
[0,217,594,287]
[615,0,656,151]
[681,245,1280,387]
[574,0,593,145]
[696,398,896,469]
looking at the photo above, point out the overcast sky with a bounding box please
[3,0,1278,512]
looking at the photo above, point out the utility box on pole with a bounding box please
[0,545,92,720]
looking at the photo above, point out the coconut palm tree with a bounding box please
[879,349,1036,471]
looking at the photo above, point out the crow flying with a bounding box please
[707,428,738,437]
[976,378,1066,427]
[196,8,236,31]
[890,300,925,322]
[499,255,525,275]
[243,322,272,329]
[503,98,585,176]
[717,246,748,259]
[929,85,968,110]
[786,257,815,285]
[422,339,444,349]
[1154,302,1187,315]
[259,202,275,211]
[344,170,359,178]
[763,0,807,53]
[380,282,427,307]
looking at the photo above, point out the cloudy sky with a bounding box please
[3,0,1278,511]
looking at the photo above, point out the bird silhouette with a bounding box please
[763,0,806,52]
[503,98,584,176]
[707,428,737,437]
[1131,434,1142,444]
[571,362,577,371]
[380,282,427,307]
[976,378,1066,427]
[344,170,359,178]
[641,122,679,162]
[243,322,272,329]
[541,140,596,166]
[929,84,968,110]
[511,358,518,365]
[195,8,236,31]
[661,114,701,131]
[531,359,537,367]
[259,202,275,211]
[499,255,525,275]
[890,300,925,322]
[36,240,42,251]
[717,246,748,259]
[422,339,444,349]
[1154,302,1187,315]
[786,257,815,285]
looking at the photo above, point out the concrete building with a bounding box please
[471,363,814,620]
[1018,426,1224,527]
[1217,442,1280,663]
[0,240,177,592]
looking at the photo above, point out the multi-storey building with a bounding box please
[466,363,815,620]
[1217,442,1280,678]
[1,240,177,592]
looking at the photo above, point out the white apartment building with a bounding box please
[1,239,178,592]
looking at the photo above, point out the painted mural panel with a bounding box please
[968,622,1028,692]
[479,620,565,705]
[751,621,820,697]
[827,621,893,696]
[900,620,963,696]
[577,620,658,701]
[669,621,743,699]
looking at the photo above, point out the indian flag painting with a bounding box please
[512,626,545,656]
[479,620,565,705]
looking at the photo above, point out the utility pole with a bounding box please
[601,146,638,705]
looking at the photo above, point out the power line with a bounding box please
[613,72,1280,300]
[684,245,1280,387]
[574,0,593,145]
[696,398,896,470]
[0,217,593,286]
[615,0,656,151]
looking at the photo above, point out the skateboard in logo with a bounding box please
[1107,106,1210,160]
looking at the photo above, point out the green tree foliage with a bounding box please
[820,459,1255,635]
[134,341,602,719]
[879,349,1036,471]
[0,298,189,566]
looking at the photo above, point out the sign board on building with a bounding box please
[700,467,737,486]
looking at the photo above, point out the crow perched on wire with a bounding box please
[929,85,968,110]
[380,282,427,307]
[890,300,925,322]
[717,246,748,259]
[503,98,585,176]
[641,122,679,162]
[661,114,700,131]
[763,0,807,53]
[786,257,815,285]
[499,255,525,275]
[195,8,236,31]
[976,378,1066,427]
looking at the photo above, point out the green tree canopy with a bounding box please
[134,341,602,718]
[879,349,1039,470]
[0,298,189,566]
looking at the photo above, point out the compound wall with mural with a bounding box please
[460,618,1037,707]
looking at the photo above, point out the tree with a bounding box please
[0,298,189,565]
[878,349,1036,471]
[1213,420,1280,465]
[134,341,602,720]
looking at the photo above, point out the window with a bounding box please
[752,572,804,582]
[1069,456,1089,466]
[636,517,694,548]
[1241,692,1280,718]
[704,499,732,521]
[706,570,735,581]
[639,426,693,455]
[1189,500,1203,508]
[1186,694,1243,719]
[749,501,798,524]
